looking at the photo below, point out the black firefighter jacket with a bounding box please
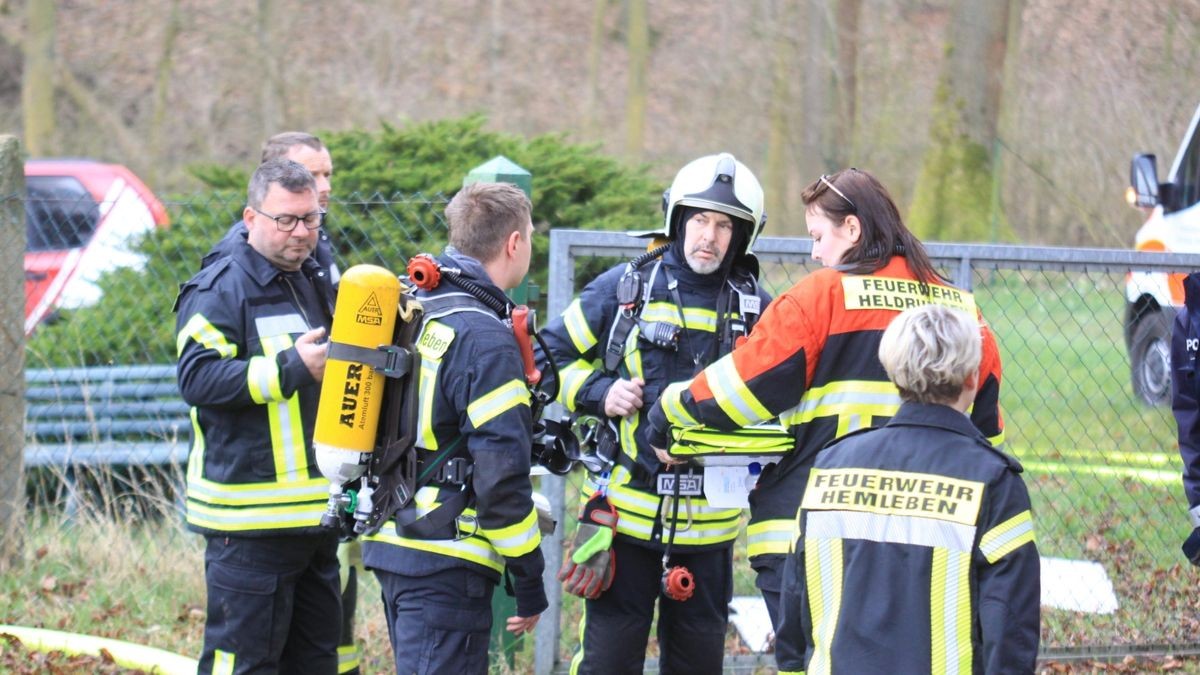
[538,247,771,551]
[775,402,1040,675]
[175,241,335,537]
[361,250,547,618]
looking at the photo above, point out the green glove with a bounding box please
[557,493,618,599]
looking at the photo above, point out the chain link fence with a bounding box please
[12,189,1200,670]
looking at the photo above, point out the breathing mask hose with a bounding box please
[661,464,695,601]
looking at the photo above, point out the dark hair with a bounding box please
[800,168,942,283]
[247,159,317,209]
[445,182,532,262]
[261,132,324,164]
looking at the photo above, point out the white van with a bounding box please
[1126,102,1200,405]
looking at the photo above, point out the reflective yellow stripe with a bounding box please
[747,518,795,558]
[980,510,1035,563]
[337,644,360,674]
[563,298,598,352]
[708,355,772,426]
[931,547,972,674]
[365,525,504,573]
[482,507,542,557]
[213,650,235,675]
[186,499,327,531]
[988,429,1006,448]
[246,355,283,404]
[186,475,329,506]
[805,537,843,675]
[177,313,237,359]
[260,333,307,481]
[417,354,440,450]
[467,379,530,429]
[640,303,719,332]
[779,380,901,431]
[558,359,594,409]
[660,381,699,427]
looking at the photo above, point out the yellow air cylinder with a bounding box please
[315,264,402,486]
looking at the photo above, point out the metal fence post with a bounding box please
[0,135,25,571]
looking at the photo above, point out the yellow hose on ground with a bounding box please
[0,624,197,674]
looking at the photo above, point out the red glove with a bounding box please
[557,493,618,599]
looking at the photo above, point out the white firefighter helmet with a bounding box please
[660,152,766,255]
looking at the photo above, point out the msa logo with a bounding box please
[657,471,703,496]
[356,293,383,326]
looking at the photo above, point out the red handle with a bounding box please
[662,565,695,601]
[511,305,541,387]
[406,254,441,290]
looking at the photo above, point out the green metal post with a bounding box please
[463,156,540,308]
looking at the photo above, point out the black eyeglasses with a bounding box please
[820,175,857,212]
[253,207,325,232]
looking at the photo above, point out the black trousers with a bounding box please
[569,538,733,675]
[375,566,497,675]
[198,532,341,675]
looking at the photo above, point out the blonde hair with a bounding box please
[878,304,981,404]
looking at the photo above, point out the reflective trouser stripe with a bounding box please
[805,537,843,675]
[931,547,972,674]
[568,607,588,675]
[213,650,235,675]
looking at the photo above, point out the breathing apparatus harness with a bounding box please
[326,254,581,541]
[595,241,764,601]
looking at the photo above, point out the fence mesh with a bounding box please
[10,190,1200,670]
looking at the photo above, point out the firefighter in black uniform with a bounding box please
[775,304,1039,675]
[175,159,339,674]
[1172,273,1200,565]
[361,182,547,675]
[539,153,772,674]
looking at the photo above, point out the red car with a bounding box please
[24,159,169,335]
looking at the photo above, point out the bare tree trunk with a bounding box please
[584,0,610,139]
[833,0,861,161]
[257,0,285,137]
[765,0,796,235]
[908,0,1017,242]
[489,0,504,128]
[22,0,56,157]
[149,0,183,186]
[624,0,648,159]
[799,0,830,182]
[0,135,26,573]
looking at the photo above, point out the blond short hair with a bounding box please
[878,304,981,404]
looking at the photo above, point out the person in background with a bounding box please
[646,168,1005,635]
[1171,274,1200,567]
[775,304,1039,674]
[175,159,338,674]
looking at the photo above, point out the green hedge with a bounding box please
[26,117,661,366]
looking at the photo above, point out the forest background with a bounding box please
[3,0,1199,248]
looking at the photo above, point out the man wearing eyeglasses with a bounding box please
[202,131,340,285]
[175,159,340,675]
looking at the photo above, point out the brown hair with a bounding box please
[261,132,324,164]
[445,182,532,262]
[800,168,942,283]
